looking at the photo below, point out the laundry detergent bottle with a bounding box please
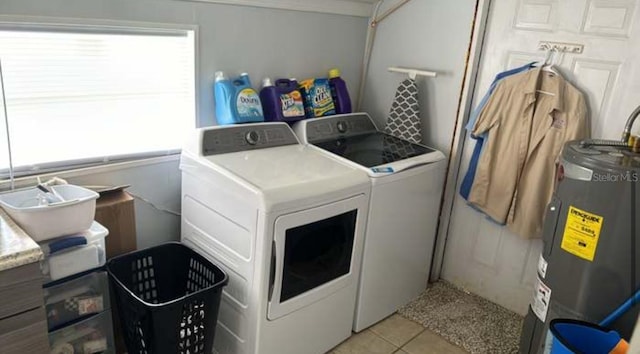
[328,68,352,114]
[260,78,306,123]
[214,71,264,125]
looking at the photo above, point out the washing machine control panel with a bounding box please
[202,123,298,155]
[336,121,348,133]
[306,113,377,143]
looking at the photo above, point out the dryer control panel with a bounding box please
[202,123,299,155]
[305,113,377,143]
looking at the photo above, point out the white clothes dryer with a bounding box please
[180,123,370,354]
[293,113,446,331]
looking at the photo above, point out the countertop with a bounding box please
[0,209,43,272]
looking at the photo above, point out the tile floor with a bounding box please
[329,314,468,354]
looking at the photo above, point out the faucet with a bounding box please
[622,105,640,144]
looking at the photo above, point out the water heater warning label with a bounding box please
[561,206,604,262]
[532,276,551,322]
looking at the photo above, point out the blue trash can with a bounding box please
[549,319,627,354]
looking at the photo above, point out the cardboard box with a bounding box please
[94,185,137,260]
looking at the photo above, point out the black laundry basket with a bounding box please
[107,242,228,354]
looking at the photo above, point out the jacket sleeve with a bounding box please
[471,80,506,137]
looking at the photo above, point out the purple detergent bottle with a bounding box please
[328,68,352,114]
[260,78,306,122]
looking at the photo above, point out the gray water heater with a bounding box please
[519,140,640,353]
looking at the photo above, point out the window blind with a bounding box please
[0,27,195,177]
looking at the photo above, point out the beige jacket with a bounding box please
[468,67,588,238]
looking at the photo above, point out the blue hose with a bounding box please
[599,287,640,327]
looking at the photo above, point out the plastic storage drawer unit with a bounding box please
[48,310,115,354]
[44,271,111,331]
[40,221,109,282]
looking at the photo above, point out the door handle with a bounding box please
[268,240,276,302]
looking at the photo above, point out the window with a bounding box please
[0,25,195,177]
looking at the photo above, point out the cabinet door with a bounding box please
[0,306,49,354]
[0,262,43,319]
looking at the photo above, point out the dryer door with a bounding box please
[267,194,366,320]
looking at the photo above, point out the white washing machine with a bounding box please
[293,113,446,331]
[180,122,370,354]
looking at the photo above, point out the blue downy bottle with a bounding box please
[214,72,264,125]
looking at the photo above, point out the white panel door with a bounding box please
[441,0,640,315]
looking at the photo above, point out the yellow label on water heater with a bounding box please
[560,206,604,262]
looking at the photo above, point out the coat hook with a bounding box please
[543,49,552,65]
[538,41,584,54]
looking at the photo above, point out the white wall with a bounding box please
[63,159,182,249]
[0,0,368,248]
[360,0,476,154]
[0,0,368,127]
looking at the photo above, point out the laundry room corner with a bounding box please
[359,0,476,155]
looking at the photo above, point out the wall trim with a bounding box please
[0,155,180,191]
[179,0,375,17]
[0,14,199,32]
